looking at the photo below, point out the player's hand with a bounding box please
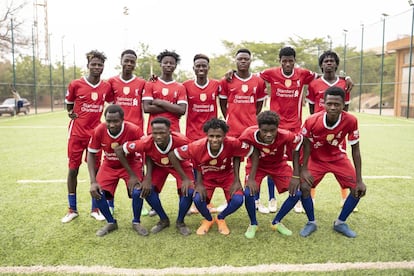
[140,178,152,198]
[127,175,141,196]
[195,184,207,202]
[246,178,258,196]
[225,70,235,82]
[181,178,192,197]
[345,77,354,92]
[288,177,301,196]
[230,179,243,196]
[90,182,102,200]
[68,110,78,120]
[148,74,158,82]
[352,180,366,198]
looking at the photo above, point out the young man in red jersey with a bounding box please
[107,49,149,216]
[239,111,302,239]
[169,118,250,236]
[142,50,187,134]
[299,86,366,238]
[88,104,148,237]
[115,117,194,236]
[62,50,112,223]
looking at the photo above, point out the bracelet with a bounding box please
[292,175,300,179]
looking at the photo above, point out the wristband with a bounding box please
[292,175,300,179]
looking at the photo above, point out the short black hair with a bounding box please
[279,46,296,59]
[257,110,280,128]
[324,86,345,101]
[236,48,251,56]
[319,50,340,72]
[151,117,171,128]
[104,104,124,119]
[121,49,137,58]
[157,50,181,64]
[86,50,107,63]
[203,118,229,134]
[193,53,210,63]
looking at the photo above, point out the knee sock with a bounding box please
[177,188,194,223]
[131,189,144,223]
[272,191,301,225]
[267,177,276,200]
[217,194,243,220]
[244,187,258,225]
[93,193,115,223]
[301,196,315,222]
[193,192,213,221]
[145,187,168,220]
[338,194,360,222]
[68,194,77,211]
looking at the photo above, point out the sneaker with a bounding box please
[216,218,230,235]
[132,223,149,236]
[148,209,157,217]
[256,200,270,214]
[141,206,149,216]
[90,208,106,221]
[176,222,191,236]
[207,203,217,213]
[340,199,359,212]
[216,203,227,213]
[333,222,356,238]
[96,222,118,237]
[294,201,304,213]
[187,206,199,215]
[268,198,277,213]
[61,208,78,223]
[271,222,292,236]
[300,222,317,237]
[150,219,170,234]
[196,219,215,235]
[244,225,258,239]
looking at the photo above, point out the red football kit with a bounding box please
[108,75,146,130]
[174,136,250,202]
[239,126,302,193]
[183,79,221,141]
[301,111,360,189]
[142,79,187,134]
[122,132,193,193]
[88,121,144,198]
[219,74,267,138]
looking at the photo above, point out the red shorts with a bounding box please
[67,135,101,170]
[245,162,292,194]
[96,162,143,199]
[308,157,357,189]
[202,173,243,203]
[151,165,194,194]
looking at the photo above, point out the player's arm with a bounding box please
[114,144,141,194]
[152,100,187,117]
[245,148,259,196]
[87,151,102,200]
[194,169,207,201]
[168,150,192,196]
[351,142,367,198]
[219,98,227,118]
[255,100,264,115]
[289,148,301,196]
[140,156,153,198]
[299,137,313,187]
[142,99,166,114]
[66,103,77,119]
[230,156,243,196]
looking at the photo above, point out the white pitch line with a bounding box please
[0,126,66,129]
[0,261,414,275]
[17,179,86,184]
[364,176,412,179]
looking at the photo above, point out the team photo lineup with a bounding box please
[62,46,366,240]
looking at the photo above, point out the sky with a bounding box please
[11,0,414,78]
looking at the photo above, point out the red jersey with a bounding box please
[65,77,112,138]
[174,136,250,179]
[260,67,316,130]
[239,126,302,170]
[219,74,267,137]
[88,121,144,168]
[307,77,350,113]
[123,131,191,168]
[108,75,146,130]
[142,79,187,133]
[183,79,221,141]
[301,111,359,162]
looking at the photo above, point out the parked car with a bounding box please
[0,98,31,116]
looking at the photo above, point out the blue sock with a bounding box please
[93,193,115,223]
[145,187,168,220]
[267,177,276,200]
[68,194,77,211]
[91,197,98,211]
[338,194,360,221]
[301,196,315,222]
[244,187,258,225]
[272,191,301,224]
[193,192,213,221]
[217,194,243,220]
[131,189,144,223]
[177,188,194,223]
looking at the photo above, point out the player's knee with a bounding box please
[300,183,311,197]
[131,188,141,199]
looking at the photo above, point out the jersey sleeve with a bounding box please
[87,124,104,153]
[347,116,360,145]
[256,77,268,102]
[142,82,154,101]
[218,78,228,99]
[306,82,316,104]
[65,81,77,104]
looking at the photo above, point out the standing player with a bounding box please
[61,50,112,223]
[299,86,366,238]
[142,50,187,134]
[88,104,148,237]
[115,117,194,236]
[108,49,148,216]
[239,111,302,239]
[169,118,250,236]
[306,50,352,209]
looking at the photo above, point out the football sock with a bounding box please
[272,191,301,224]
[93,192,115,223]
[145,188,168,220]
[267,177,276,200]
[301,196,315,222]
[68,194,77,211]
[193,192,213,221]
[338,194,359,221]
[217,194,243,220]
[177,188,194,223]
[131,188,144,223]
[91,196,98,211]
[244,187,258,225]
